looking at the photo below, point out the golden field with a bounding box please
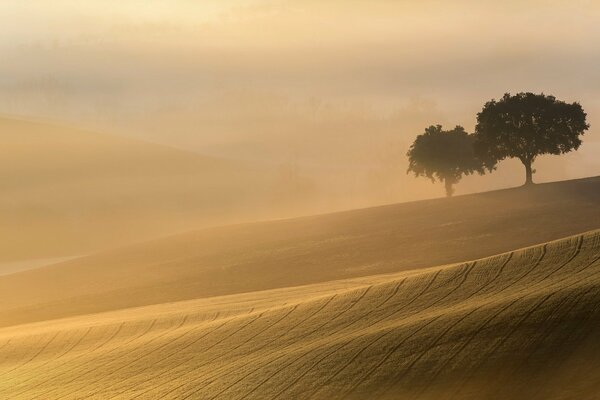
[1,230,598,399]
[1,175,599,327]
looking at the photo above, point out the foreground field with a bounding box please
[1,230,599,399]
[1,176,600,327]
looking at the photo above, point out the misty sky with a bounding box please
[2,1,599,98]
[1,0,599,200]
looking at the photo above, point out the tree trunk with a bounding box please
[444,178,455,197]
[523,159,534,186]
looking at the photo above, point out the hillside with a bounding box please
[0,230,598,399]
[0,176,599,327]
[0,117,270,262]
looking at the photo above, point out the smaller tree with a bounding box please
[474,92,589,185]
[407,125,484,197]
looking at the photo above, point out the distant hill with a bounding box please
[0,230,599,399]
[0,117,273,262]
[0,176,599,327]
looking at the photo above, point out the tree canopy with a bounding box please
[474,92,589,185]
[407,125,484,197]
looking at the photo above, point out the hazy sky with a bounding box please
[1,0,599,201]
[2,1,599,106]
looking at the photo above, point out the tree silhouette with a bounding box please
[474,92,589,185]
[407,125,484,197]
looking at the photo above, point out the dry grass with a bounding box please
[1,230,599,399]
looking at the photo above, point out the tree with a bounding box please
[474,92,589,185]
[407,125,484,197]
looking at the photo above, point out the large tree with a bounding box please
[407,125,484,197]
[474,92,589,185]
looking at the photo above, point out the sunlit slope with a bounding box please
[0,117,266,262]
[1,176,599,327]
[1,231,599,399]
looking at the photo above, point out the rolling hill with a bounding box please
[0,116,271,262]
[0,176,599,327]
[0,230,598,399]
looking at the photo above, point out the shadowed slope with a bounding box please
[0,176,599,327]
[0,230,599,399]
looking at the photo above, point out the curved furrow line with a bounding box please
[0,332,59,378]
[211,274,445,400]
[342,299,500,398]
[140,311,269,400]
[567,251,600,279]
[399,270,442,310]
[537,235,584,283]
[232,276,441,400]
[414,283,589,400]
[320,286,373,326]
[373,305,484,400]
[484,240,574,304]
[192,295,342,396]
[317,239,597,400]
[344,302,480,400]
[122,309,263,399]
[192,286,378,400]
[58,314,196,397]
[496,244,547,293]
[30,321,134,399]
[3,327,93,394]
[422,261,478,311]
[210,306,298,358]
[127,305,299,399]
[446,258,600,400]
[215,239,598,400]
[178,295,350,398]
[22,319,157,400]
[52,327,93,361]
[284,286,374,343]
[264,295,337,341]
[326,281,407,337]
[226,308,299,356]
[272,333,358,400]
[415,297,564,399]
[527,290,600,400]
[519,285,598,367]
[447,291,557,399]
[180,287,375,400]
[0,334,47,374]
[460,252,513,303]
[267,281,407,400]
[264,274,447,400]
[53,316,190,400]
[382,291,554,400]
[0,339,12,353]
[377,279,406,308]
[305,260,508,400]
[533,249,600,295]
[314,313,444,400]
[478,237,593,316]
[305,282,402,339]
[404,252,539,399]
[6,233,596,400]
[108,312,222,397]
[521,249,600,307]
[303,266,479,400]
[222,295,339,364]
[121,318,235,399]
[482,286,594,396]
